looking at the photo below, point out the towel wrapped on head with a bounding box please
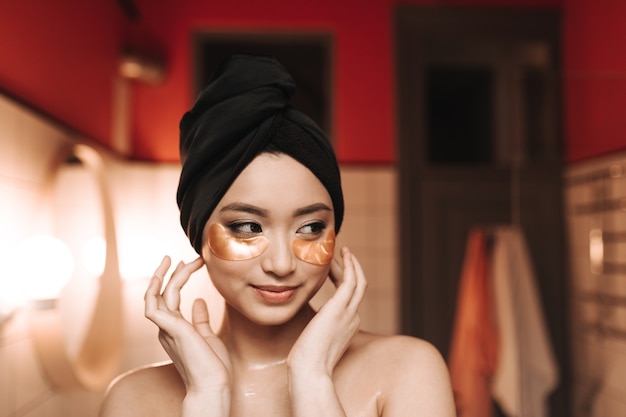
[177,54,344,254]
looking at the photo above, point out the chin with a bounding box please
[246,306,306,327]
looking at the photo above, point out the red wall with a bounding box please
[0,0,124,144]
[129,0,398,163]
[563,0,626,161]
[3,0,622,164]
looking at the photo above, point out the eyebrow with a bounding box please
[219,202,332,218]
[219,203,269,217]
[293,203,332,217]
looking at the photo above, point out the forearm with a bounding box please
[181,388,230,417]
[289,369,347,417]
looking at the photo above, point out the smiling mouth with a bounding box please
[253,286,298,303]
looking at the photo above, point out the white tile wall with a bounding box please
[565,152,626,417]
[338,166,399,335]
[0,93,400,416]
[0,93,77,416]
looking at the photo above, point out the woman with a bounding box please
[99,54,455,417]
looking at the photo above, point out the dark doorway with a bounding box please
[395,6,569,416]
[192,32,333,136]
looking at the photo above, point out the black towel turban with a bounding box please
[177,54,344,254]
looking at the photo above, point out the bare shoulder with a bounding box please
[346,332,448,378]
[99,361,185,417]
[341,332,456,416]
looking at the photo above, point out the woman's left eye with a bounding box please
[297,222,326,237]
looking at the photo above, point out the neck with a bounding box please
[218,303,315,367]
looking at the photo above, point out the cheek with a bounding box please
[202,256,250,297]
[201,239,250,291]
[304,263,331,296]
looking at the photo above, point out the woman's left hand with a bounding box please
[287,247,367,377]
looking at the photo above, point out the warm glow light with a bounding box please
[0,237,25,321]
[119,235,166,280]
[81,236,106,277]
[589,229,603,275]
[15,236,74,300]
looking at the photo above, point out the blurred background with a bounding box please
[1,0,625,416]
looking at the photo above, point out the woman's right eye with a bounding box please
[228,222,262,236]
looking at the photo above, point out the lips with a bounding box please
[253,285,298,303]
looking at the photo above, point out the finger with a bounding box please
[172,259,186,276]
[191,298,214,339]
[145,277,181,331]
[144,275,162,318]
[154,255,172,282]
[162,262,184,311]
[191,299,231,367]
[163,257,204,310]
[341,247,358,292]
[329,247,358,308]
[328,253,344,287]
[145,256,171,312]
[346,254,368,312]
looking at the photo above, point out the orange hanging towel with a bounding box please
[448,228,499,417]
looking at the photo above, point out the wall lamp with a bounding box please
[1,143,123,390]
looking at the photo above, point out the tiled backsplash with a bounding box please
[565,152,626,417]
[0,93,399,417]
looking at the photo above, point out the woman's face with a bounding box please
[201,153,336,326]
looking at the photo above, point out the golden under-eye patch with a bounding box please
[208,223,269,260]
[292,230,335,265]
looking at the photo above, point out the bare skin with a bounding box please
[99,154,455,417]
[101,329,452,416]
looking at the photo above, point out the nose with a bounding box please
[261,233,296,278]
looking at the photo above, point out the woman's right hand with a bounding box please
[144,256,232,413]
